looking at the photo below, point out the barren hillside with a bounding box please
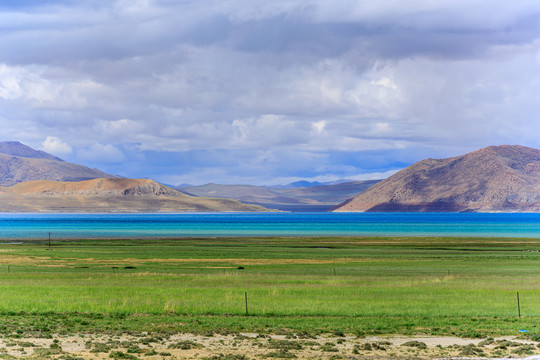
[333,145,540,212]
[0,178,270,212]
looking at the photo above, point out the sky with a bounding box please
[0,0,539,185]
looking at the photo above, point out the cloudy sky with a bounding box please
[1,0,539,185]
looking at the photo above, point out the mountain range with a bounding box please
[181,180,380,211]
[0,141,537,213]
[0,142,267,212]
[333,145,540,212]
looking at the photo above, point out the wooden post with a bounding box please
[245,292,248,316]
[517,291,521,318]
[48,232,51,250]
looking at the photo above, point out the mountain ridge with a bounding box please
[0,178,269,212]
[0,141,116,186]
[0,141,64,161]
[333,145,540,212]
[10,178,187,197]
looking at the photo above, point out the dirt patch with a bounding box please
[0,255,404,267]
[0,255,53,265]
[1,333,538,359]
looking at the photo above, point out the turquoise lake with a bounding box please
[0,213,538,239]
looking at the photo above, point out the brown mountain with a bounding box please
[0,141,115,186]
[0,178,269,212]
[0,141,63,161]
[333,145,540,212]
[182,180,380,211]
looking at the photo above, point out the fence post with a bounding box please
[245,292,248,316]
[517,291,521,318]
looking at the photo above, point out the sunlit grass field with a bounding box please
[0,236,539,337]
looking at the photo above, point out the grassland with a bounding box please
[0,236,539,342]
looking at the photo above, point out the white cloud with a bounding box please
[231,115,310,148]
[0,64,25,99]
[311,120,326,135]
[41,136,72,156]
[371,77,398,90]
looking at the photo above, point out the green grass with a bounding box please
[0,237,539,337]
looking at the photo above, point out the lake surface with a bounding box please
[0,212,538,239]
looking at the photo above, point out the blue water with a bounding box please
[0,213,538,239]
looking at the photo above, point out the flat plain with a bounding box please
[1,236,540,359]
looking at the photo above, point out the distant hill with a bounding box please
[0,141,63,161]
[0,141,115,186]
[182,180,380,211]
[0,178,270,212]
[333,145,540,212]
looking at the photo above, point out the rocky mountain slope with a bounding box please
[182,180,380,211]
[333,145,540,212]
[0,178,269,212]
[0,141,63,161]
[0,141,115,186]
